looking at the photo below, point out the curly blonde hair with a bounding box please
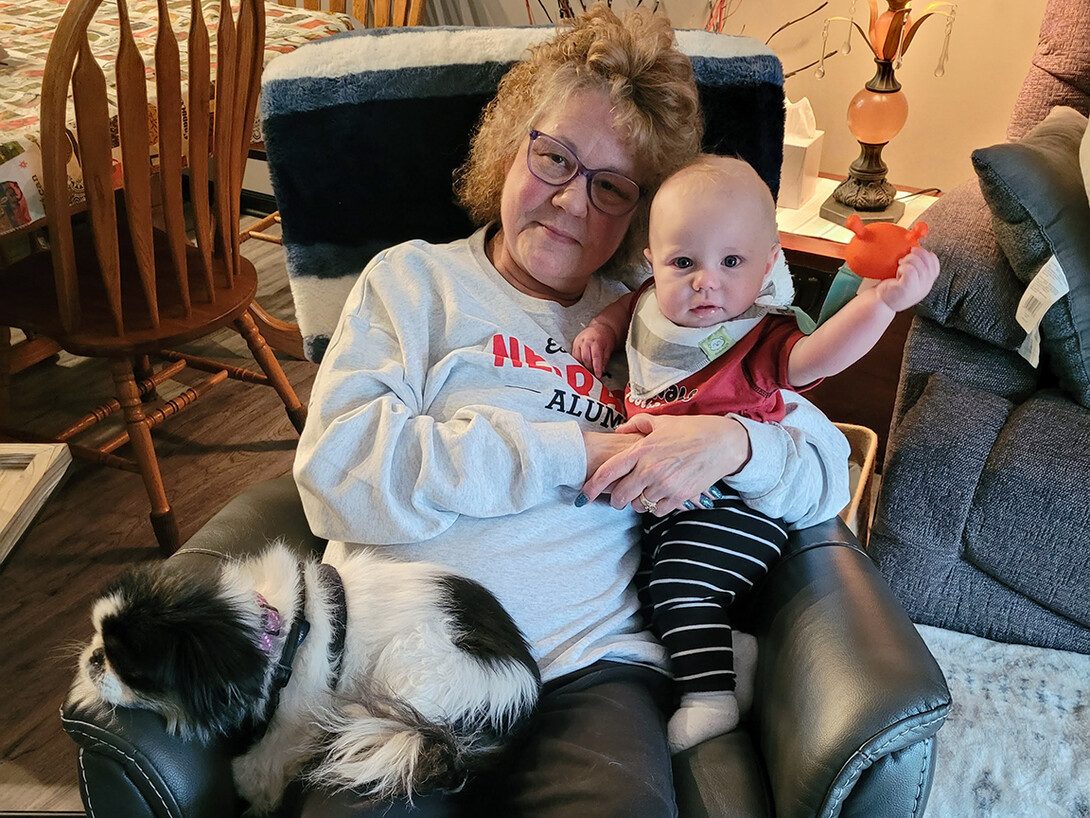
[454,3,703,275]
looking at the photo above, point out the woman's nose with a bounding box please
[551,176,590,216]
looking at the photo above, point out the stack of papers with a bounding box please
[0,443,72,566]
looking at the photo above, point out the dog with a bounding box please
[69,541,540,814]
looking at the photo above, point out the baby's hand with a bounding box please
[572,323,616,379]
[874,246,940,313]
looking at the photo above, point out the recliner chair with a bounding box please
[62,24,951,818]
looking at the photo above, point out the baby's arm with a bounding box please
[572,291,636,378]
[787,245,939,387]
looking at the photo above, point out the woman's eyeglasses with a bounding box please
[526,130,642,217]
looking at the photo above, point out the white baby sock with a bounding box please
[667,691,740,754]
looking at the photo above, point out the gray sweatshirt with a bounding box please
[294,227,851,682]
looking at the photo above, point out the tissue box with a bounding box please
[778,130,824,209]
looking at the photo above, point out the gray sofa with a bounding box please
[870,0,1090,655]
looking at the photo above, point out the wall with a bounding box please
[425,0,1049,193]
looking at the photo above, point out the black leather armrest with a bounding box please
[173,473,326,570]
[751,518,951,818]
[62,474,324,818]
[61,701,239,818]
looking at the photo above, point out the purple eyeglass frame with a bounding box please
[527,129,642,216]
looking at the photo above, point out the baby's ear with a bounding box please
[643,247,653,265]
[765,244,781,276]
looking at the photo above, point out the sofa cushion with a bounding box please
[873,371,1090,653]
[878,372,1015,548]
[971,106,1090,407]
[1007,0,1090,140]
[892,317,1040,437]
[913,181,1027,350]
[964,391,1090,630]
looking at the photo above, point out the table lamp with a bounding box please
[817,0,956,225]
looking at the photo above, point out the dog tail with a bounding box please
[308,693,479,801]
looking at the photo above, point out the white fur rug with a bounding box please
[917,624,1090,817]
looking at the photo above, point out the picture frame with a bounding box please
[0,442,72,566]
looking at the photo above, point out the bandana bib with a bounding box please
[626,253,797,403]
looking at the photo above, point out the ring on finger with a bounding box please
[638,493,657,514]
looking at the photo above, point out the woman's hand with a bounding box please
[582,430,646,481]
[579,414,752,515]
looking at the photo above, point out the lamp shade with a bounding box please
[846,87,908,144]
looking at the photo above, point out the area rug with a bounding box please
[917,624,1090,817]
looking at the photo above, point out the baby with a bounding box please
[572,154,939,752]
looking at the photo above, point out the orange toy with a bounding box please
[843,214,929,280]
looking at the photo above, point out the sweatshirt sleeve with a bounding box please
[722,391,851,530]
[293,248,587,546]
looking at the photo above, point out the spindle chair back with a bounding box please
[0,0,306,554]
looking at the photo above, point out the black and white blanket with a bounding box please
[260,25,785,362]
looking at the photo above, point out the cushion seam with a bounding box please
[61,716,175,818]
[910,735,933,818]
[822,705,950,816]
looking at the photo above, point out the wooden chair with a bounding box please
[240,0,427,360]
[0,0,306,555]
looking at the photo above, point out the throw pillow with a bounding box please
[971,105,1090,407]
[912,181,1027,350]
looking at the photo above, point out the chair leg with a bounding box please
[109,357,179,555]
[132,354,159,401]
[235,309,307,434]
[249,302,306,361]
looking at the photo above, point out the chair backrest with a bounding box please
[41,0,265,336]
[272,0,426,28]
[261,26,785,362]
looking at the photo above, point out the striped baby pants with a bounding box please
[637,485,788,695]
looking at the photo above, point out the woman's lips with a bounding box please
[540,223,578,243]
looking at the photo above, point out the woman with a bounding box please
[293,5,850,815]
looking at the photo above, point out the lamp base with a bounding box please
[819,194,905,227]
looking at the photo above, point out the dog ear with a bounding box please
[100,567,269,735]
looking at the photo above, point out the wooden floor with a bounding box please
[0,221,313,814]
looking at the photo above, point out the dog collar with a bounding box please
[242,567,310,750]
[254,593,283,655]
[239,563,347,751]
[266,572,310,700]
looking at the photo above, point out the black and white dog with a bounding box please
[69,542,540,814]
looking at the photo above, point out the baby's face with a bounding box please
[645,177,778,328]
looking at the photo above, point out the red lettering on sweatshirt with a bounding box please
[492,334,625,413]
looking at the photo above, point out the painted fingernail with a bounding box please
[683,501,697,511]
[574,493,588,508]
[701,497,714,509]
[709,486,725,499]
